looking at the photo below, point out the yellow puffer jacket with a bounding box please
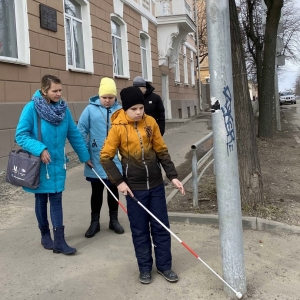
[100,109,177,190]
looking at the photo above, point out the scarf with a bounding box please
[33,94,68,126]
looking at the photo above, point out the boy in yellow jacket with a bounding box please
[100,87,185,284]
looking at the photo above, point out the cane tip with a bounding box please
[236,292,243,299]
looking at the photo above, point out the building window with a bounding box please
[190,50,195,86]
[0,0,17,58]
[111,15,129,78]
[64,0,93,73]
[140,33,152,81]
[111,20,123,76]
[0,0,29,65]
[183,46,188,85]
[65,0,84,69]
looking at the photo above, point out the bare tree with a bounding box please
[196,0,208,64]
[276,0,300,82]
[229,0,263,208]
[237,0,284,137]
[259,0,283,138]
[295,71,300,95]
[239,0,300,84]
[239,0,264,92]
[278,0,300,63]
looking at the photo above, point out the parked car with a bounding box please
[279,92,296,105]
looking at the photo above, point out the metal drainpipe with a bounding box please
[194,0,203,111]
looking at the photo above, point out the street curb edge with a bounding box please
[168,212,300,235]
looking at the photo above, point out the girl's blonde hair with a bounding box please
[41,75,62,103]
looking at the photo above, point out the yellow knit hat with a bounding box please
[99,77,117,97]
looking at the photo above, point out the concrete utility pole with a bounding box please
[205,0,246,297]
[274,59,281,131]
[274,22,284,132]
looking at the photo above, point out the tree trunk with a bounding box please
[255,46,263,101]
[295,74,300,96]
[229,0,263,209]
[258,0,283,138]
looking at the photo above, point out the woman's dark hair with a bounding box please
[41,75,62,103]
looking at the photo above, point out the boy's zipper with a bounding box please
[125,163,129,178]
[134,122,149,190]
[106,108,110,136]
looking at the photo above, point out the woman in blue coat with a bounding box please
[77,77,124,238]
[15,75,91,255]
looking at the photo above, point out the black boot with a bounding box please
[39,224,53,250]
[109,211,124,234]
[53,226,76,255]
[85,213,100,238]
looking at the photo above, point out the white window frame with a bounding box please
[63,0,93,73]
[140,32,152,82]
[183,46,188,85]
[0,0,30,65]
[111,14,130,79]
[190,50,195,86]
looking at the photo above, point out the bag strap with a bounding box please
[38,115,41,141]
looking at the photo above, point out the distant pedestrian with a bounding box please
[77,77,124,238]
[15,75,92,255]
[100,86,185,284]
[133,76,168,185]
[133,76,165,136]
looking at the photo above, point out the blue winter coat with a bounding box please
[77,95,122,179]
[15,90,90,194]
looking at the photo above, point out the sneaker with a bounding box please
[157,269,179,282]
[139,272,152,284]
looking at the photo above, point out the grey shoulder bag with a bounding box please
[6,116,42,189]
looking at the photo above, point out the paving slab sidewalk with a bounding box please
[1,114,300,300]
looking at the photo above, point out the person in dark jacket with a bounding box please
[133,76,165,136]
[101,87,185,284]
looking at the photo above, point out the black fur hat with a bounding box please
[120,86,145,111]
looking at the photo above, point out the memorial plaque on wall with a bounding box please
[39,4,57,32]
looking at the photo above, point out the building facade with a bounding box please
[0,0,199,170]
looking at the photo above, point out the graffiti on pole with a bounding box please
[221,86,235,155]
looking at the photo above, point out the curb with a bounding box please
[165,118,190,124]
[168,212,300,235]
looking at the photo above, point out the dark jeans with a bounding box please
[35,192,63,228]
[126,184,172,273]
[90,180,119,214]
